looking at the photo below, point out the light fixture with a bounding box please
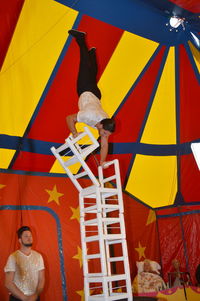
[166,16,186,32]
[191,142,200,170]
[169,16,184,28]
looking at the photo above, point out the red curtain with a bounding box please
[157,206,200,284]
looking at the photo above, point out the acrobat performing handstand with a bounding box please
[66,29,115,167]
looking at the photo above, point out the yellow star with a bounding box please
[70,206,80,222]
[76,290,84,301]
[135,241,146,260]
[45,185,64,205]
[146,209,156,226]
[73,246,83,268]
[77,289,95,300]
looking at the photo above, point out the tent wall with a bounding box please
[0,171,160,300]
[1,173,200,299]
[0,171,81,300]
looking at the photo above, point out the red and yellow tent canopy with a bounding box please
[0,0,199,300]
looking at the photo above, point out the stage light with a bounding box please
[191,142,200,170]
[166,16,185,32]
[169,16,184,28]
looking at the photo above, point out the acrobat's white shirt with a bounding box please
[77,91,108,127]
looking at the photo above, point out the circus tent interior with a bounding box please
[0,0,200,300]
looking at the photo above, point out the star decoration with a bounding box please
[45,185,64,205]
[76,290,95,301]
[73,246,83,268]
[70,206,80,222]
[135,241,146,260]
[146,209,156,226]
[76,290,84,301]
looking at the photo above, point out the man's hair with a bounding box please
[100,118,115,133]
[17,226,31,238]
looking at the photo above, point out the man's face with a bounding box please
[20,230,33,247]
[99,128,111,138]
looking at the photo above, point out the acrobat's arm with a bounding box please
[100,136,109,166]
[66,114,79,137]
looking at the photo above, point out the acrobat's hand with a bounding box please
[100,161,109,169]
[72,132,83,138]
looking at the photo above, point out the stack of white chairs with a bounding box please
[51,127,132,300]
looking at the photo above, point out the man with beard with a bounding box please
[4,226,45,301]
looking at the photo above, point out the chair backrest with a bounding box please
[51,127,100,192]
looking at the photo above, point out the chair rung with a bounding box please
[52,145,66,154]
[106,239,123,245]
[102,175,116,183]
[102,205,120,211]
[63,156,79,167]
[80,185,98,196]
[82,204,120,213]
[74,171,88,179]
[102,218,120,225]
[88,293,130,301]
[83,205,98,213]
[108,256,124,262]
[86,273,105,277]
[81,145,97,157]
[85,254,101,260]
[83,217,120,226]
[81,187,119,198]
[86,273,127,282]
[83,218,98,225]
[105,234,124,240]
[85,234,124,242]
[85,235,100,242]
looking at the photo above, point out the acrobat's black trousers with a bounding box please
[76,37,101,99]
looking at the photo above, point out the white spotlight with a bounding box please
[191,142,200,170]
[169,16,185,30]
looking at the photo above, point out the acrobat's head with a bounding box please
[99,118,115,137]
